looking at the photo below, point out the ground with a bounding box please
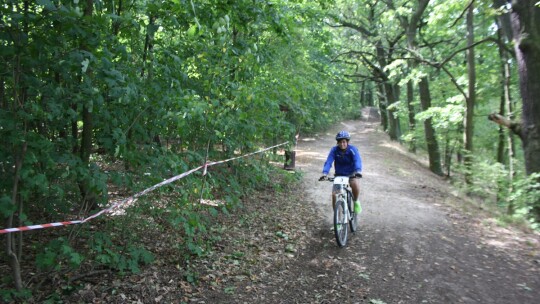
[63,109,540,304]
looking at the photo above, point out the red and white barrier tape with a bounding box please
[0,142,288,234]
[0,221,83,234]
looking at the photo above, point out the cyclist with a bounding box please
[319,130,363,213]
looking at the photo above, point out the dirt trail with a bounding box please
[274,109,540,303]
[63,109,540,304]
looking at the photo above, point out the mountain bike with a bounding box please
[319,175,359,247]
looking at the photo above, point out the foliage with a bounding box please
[2,0,537,299]
[328,0,538,222]
[453,158,505,198]
[36,238,84,271]
[453,158,540,230]
[0,0,357,298]
[507,173,540,229]
[89,232,154,274]
[0,288,32,303]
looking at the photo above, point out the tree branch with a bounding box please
[326,15,374,37]
[437,37,511,67]
[488,113,524,140]
[450,0,474,28]
[440,65,468,100]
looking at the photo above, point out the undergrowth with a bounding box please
[0,155,302,303]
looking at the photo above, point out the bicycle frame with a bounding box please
[328,176,353,212]
[332,176,351,203]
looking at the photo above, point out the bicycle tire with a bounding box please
[349,210,358,233]
[348,194,358,233]
[334,198,348,247]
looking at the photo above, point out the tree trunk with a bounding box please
[359,81,366,108]
[5,143,26,291]
[463,1,476,184]
[0,76,4,109]
[509,0,540,220]
[79,0,96,213]
[402,0,440,173]
[140,14,157,146]
[112,0,123,36]
[384,82,400,140]
[495,19,518,213]
[366,82,374,106]
[4,0,31,291]
[141,15,156,78]
[71,103,78,154]
[284,151,296,170]
[494,0,514,41]
[493,0,540,221]
[444,134,453,177]
[406,79,416,152]
[509,0,540,175]
[375,40,400,141]
[496,95,506,164]
[419,77,444,176]
[376,82,389,131]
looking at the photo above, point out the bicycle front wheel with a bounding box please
[334,199,348,247]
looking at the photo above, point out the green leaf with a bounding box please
[209,207,218,217]
[36,0,56,10]
[0,196,16,217]
[187,24,197,37]
[69,252,84,267]
[81,58,90,73]
[224,286,236,295]
[36,251,57,270]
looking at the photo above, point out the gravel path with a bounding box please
[284,110,540,303]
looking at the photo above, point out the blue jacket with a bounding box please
[322,145,362,176]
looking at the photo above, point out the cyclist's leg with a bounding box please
[331,184,340,210]
[349,178,362,213]
[349,178,360,201]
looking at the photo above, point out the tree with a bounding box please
[463,0,477,184]
[401,0,444,176]
[1,1,359,296]
[494,13,518,213]
[329,0,404,140]
[489,0,540,220]
[508,0,540,176]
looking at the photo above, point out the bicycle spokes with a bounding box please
[334,200,348,247]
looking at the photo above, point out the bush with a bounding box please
[507,173,540,229]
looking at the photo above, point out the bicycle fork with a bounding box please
[340,194,349,223]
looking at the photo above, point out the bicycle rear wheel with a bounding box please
[349,210,358,233]
[345,191,358,233]
[348,194,358,233]
[334,199,348,247]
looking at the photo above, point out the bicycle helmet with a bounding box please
[335,130,350,141]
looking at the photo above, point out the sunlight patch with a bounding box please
[200,199,224,207]
[485,239,510,249]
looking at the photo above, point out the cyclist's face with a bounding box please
[337,139,348,150]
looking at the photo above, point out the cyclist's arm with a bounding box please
[322,147,336,175]
[352,146,362,173]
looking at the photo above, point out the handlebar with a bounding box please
[319,173,362,181]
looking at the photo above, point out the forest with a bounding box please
[1,0,539,302]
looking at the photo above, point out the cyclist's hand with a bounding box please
[319,175,327,181]
[354,172,362,178]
